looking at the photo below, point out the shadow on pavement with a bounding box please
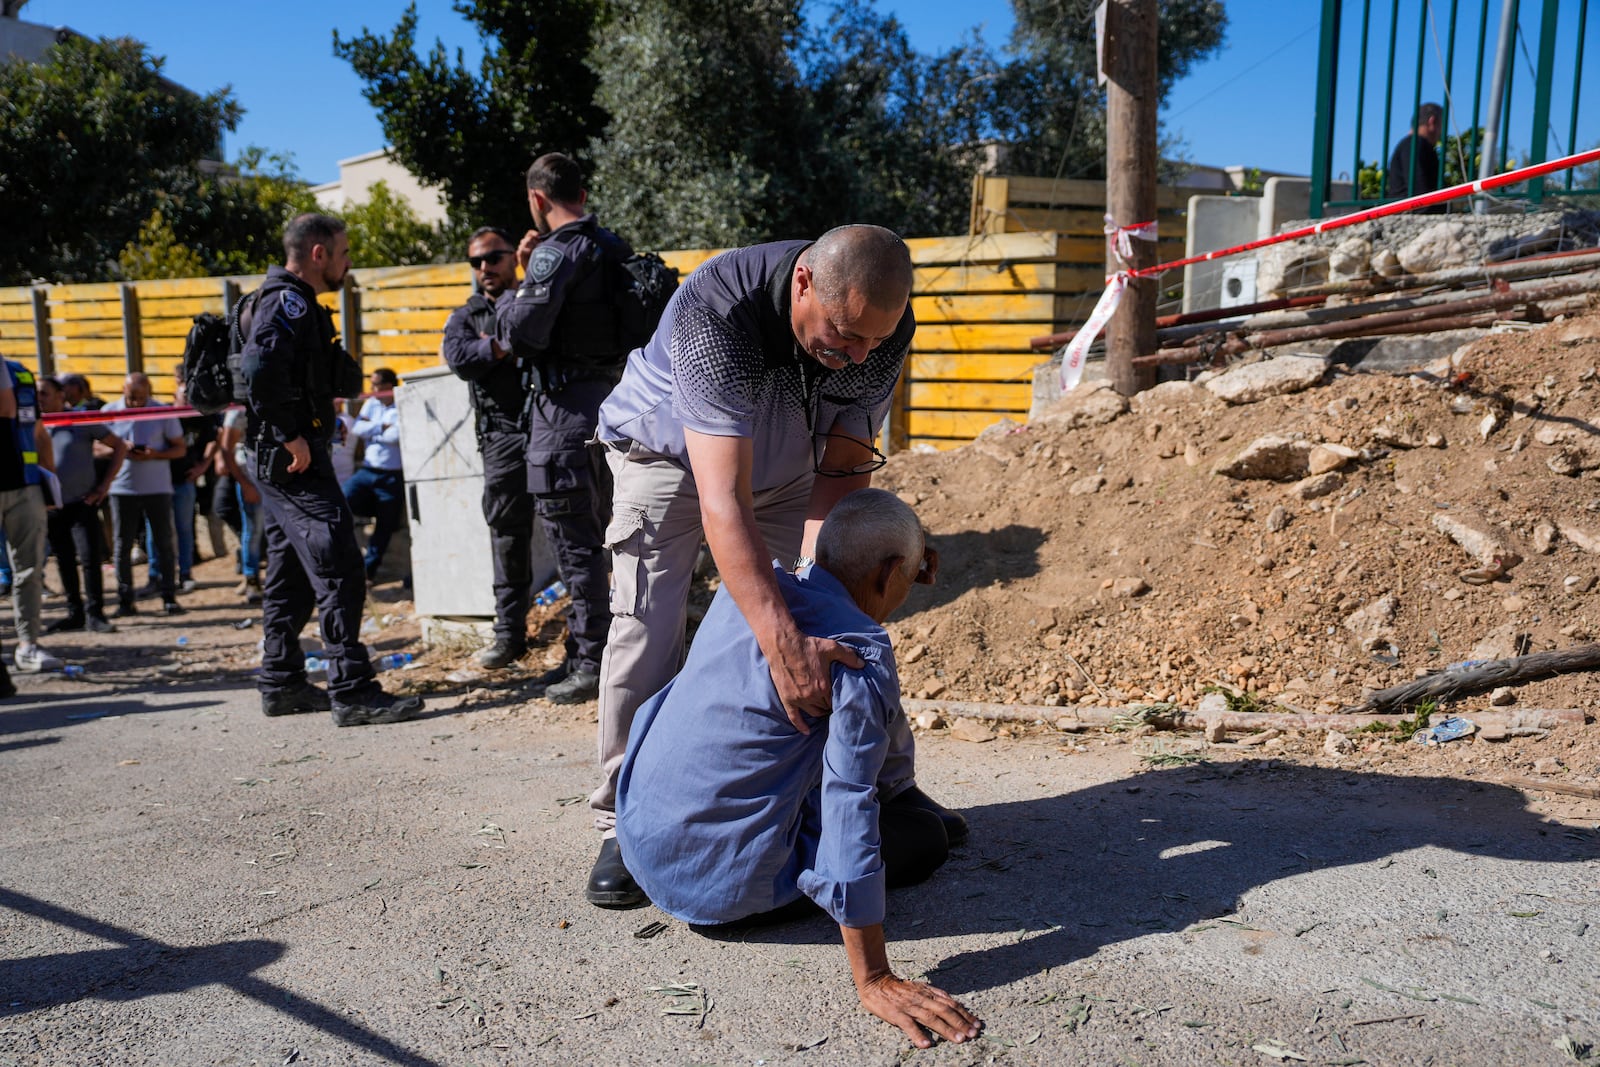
[0,887,442,1067]
[0,698,222,738]
[0,735,60,754]
[726,762,1599,995]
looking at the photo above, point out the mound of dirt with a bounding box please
[877,308,1600,723]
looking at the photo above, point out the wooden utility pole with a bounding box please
[1103,0,1159,395]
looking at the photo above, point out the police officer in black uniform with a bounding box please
[242,213,425,726]
[494,153,631,705]
[441,226,542,669]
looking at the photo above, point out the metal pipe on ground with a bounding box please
[1168,263,1600,348]
[1126,281,1497,348]
[900,697,1583,734]
[1352,296,1592,337]
[1036,296,1328,350]
[1169,287,1517,346]
[1134,272,1600,367]
[1283,247,1600,299]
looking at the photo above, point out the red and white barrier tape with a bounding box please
[1061,273,1130,392]
[41,405,212,426]
[1057,144,1600,391]
[1105,215,1159,268]
[39,389,396,426]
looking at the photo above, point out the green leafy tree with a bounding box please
[799,0,998,237]
[333,0,605,232]
[0,34,241,283]
[1357,160,1384,200]
[336,0,1229,247]
[343,181,451,266]
[158,148,322,276]
[993,0,1228,180]
[585,0,817,248]
[117,209,205,279]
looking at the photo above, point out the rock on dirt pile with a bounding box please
[876,309,1600,716]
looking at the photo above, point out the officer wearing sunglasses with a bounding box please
[442,226,539,671]
[483,153,635,704]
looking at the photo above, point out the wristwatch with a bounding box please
[793,555,815,571]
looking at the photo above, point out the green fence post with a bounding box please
[1469,0,1491,183]
[1379,0,1401,200]
[1567,0,1590,191]
[1407,1,1429,196]
[1526,0,1560,202]
[1310,0,1344,217]
[1353,0,1373,194]
[1441,0,1460,188]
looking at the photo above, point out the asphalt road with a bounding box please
[1,678,1596,1066]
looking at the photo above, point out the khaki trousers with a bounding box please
[590,447,914,832]
[0,485,47,649]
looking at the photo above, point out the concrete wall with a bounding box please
[1181,195,1261,314]
[311,149,449,227]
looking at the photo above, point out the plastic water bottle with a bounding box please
[176,635,189,648]
[305,654,327,674]
[533,580,568,607]
[61,665,86,680]
[375,652,415,672]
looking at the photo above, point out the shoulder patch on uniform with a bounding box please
[528,245,563,283]
[280,290,308,320]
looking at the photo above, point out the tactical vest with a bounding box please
[5,360,42,487]
[546,221,631,373]
[462,293,526,435]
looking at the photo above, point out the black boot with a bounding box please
[884,785,969,849]
[45,609,87,634]
[475,639,526,669]
[0,659,14,699]
[586,837,646,908]
[262,680,333,717]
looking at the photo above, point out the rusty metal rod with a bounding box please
[1134,273,1600,367]
[1282,246,1600,298]
[1167,287,1508,347]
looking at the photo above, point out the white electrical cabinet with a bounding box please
[395,364,554,619]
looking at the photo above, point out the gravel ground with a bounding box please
[2,667,1596,1066]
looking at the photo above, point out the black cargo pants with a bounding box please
[526,377,613,674]
[480,423,536,646]
[256,449,376,700]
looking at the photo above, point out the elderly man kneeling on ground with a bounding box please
[616,488,981,1047]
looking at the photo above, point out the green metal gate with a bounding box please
[1308,0,1597,217]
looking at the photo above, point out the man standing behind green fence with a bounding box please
[1386,102,1444,203]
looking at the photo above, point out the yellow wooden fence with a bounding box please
[0,207,1195,449]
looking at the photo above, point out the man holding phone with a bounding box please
[101,372,186,617]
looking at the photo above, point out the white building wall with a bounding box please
[311,149,449,226]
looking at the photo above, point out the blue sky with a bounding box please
[20,0,1597,189]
